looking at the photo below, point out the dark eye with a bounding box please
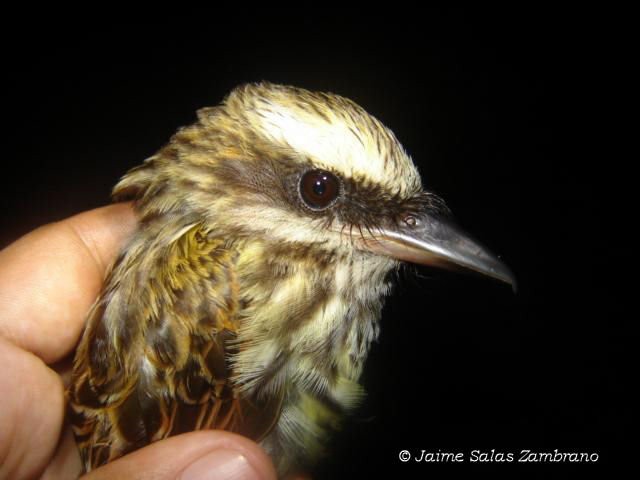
[299,170,340,210]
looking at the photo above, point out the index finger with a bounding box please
[0,203,137,364]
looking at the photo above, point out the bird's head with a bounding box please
[114,82,515,288]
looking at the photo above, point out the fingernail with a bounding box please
[180,449,262,480]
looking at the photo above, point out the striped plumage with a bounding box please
[69,83,514,476]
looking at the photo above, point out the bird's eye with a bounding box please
[299,170,340,210]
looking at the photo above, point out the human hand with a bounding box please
[0,204,277,480]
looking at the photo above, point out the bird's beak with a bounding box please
[355,212,517,291]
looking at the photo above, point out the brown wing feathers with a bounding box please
[69,225,279,471]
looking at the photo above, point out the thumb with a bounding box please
[80,431,277,480]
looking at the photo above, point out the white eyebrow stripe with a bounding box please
[251,103,419,194]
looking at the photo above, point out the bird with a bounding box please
[68,82,515,476]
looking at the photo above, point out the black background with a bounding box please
[2,9,630,479]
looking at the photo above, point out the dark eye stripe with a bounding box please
[299,170,340,210]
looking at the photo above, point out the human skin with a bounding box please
[0,203,277,480]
